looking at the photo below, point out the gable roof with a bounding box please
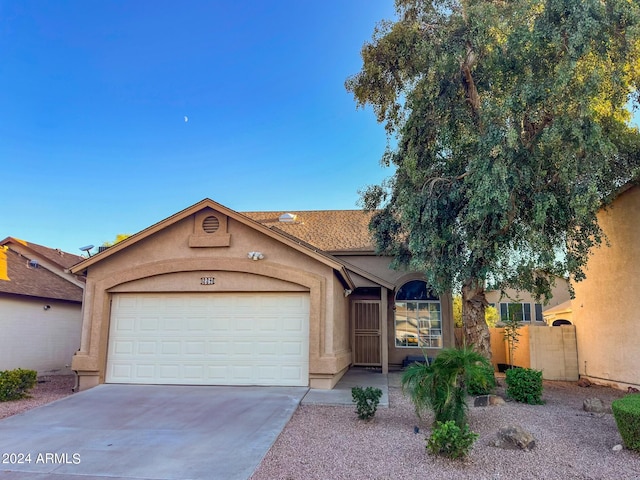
[69,198,361,289]
[0,246,83,302]
[242,210,376,253]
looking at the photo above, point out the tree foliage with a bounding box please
[453,295,498,328]
[103,234,131,247]
[347,0,640,357]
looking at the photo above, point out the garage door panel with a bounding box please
[138,342,156,354]
[157,365,178,378]
[207,341,229,355]
[161,341,181,355]
[107,293,309,386]
[185,341,206,355]
[140,318,159,330]
[136,365,155,378]
[115,316,136,331]
[184,365,204,379]
[210,318,230,331]
[163,318,182,330]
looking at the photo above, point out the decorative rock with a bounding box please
[474,395,505,407]
[493,425,536,451]
[613,444,623,452]
[577,378,592,387]
[583,397,611,414]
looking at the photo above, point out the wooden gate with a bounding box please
[352,300,382,366]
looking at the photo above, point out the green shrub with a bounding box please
[402,346,493,427]
[466,362,496,396]
[505,367,544,404]
[351,386,383,420]
[0,368,38,401]
[427,420,478,459]
[612,394,640,451]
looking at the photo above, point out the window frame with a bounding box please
[394,281,443,349]
[499,302,545,323]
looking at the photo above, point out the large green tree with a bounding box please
[347,0,640,358]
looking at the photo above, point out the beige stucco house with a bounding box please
[0,237,84,374]
[485,279,571,326]
[571,183,640,390]
[70,199,454,391]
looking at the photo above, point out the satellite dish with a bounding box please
[79,245,94,257]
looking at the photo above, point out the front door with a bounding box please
[352,300,382,366]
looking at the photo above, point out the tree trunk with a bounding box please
[461,280,492,360]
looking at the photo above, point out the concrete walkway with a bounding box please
[302,368,391,407]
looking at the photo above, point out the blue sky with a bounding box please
[1,1,396,253]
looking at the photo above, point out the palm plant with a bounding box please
[401,346,492,427]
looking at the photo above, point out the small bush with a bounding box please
[351,386,383,420]
[466,362,496,396]
[505,367,544,404]
[401,346,493,427]
[612,394,640,451]
[0,368,38,401]
[427,420,478,459]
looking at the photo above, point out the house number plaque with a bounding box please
[200,277,216,285]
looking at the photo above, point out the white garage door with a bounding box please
[106,292,309,386]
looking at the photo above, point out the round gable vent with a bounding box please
[202,215,220,233]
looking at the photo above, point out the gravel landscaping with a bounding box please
[251,376,640,480]
[2,374,639,479]
[0,375,75,420]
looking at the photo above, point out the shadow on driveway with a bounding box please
[0,384,307,480]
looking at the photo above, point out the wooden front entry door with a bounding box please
[352,300,382,366]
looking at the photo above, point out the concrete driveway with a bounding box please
[0,384,307,480]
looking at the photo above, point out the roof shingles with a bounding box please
[242,210,375,252]
[0,246,83,302]
[1,237,85,270]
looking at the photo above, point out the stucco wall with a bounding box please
[485,280,571,318]
[572,185,640,389]
[529,325,578,381]
[0,295,81,374]
[337,255,407,285]
[490,326,531,369]
[72,208,350,389]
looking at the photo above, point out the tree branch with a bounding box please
[422,172,469,196]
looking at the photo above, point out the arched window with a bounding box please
[395,280,442,348]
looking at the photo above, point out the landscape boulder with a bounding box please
[474,395,506,407]
[577,378,592,388]
[583,397,611,414]
[493,425,537,451]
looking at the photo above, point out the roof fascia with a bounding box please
[329,249,376,256]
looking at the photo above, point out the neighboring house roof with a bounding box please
[0,237,85,270]
[242,210,376,253]
[0,246,83,302]
[542,299,572,316]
